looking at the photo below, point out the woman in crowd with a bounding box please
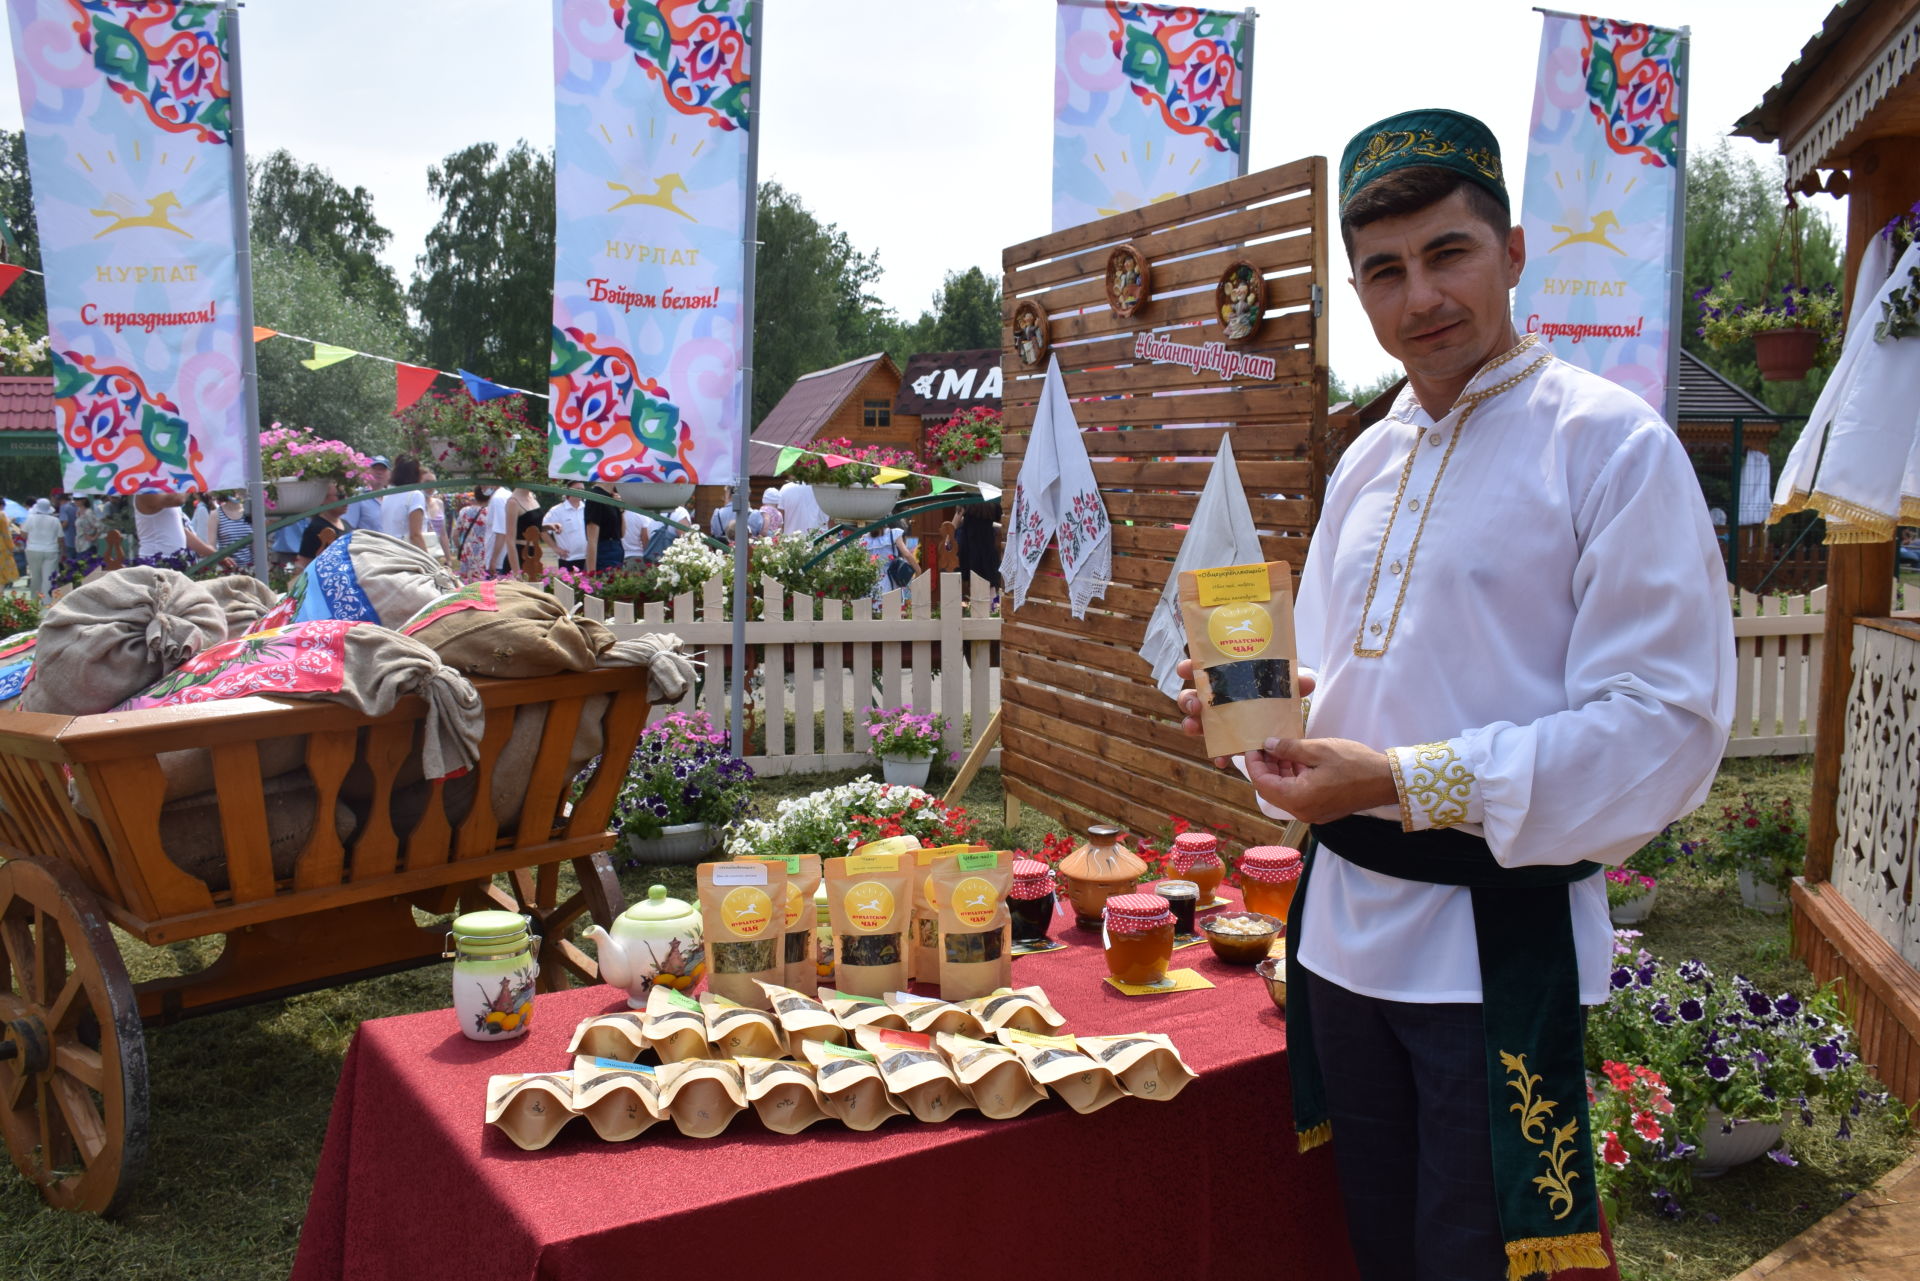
[380,454,430,552]
[216,494,254,568]
[296,485,348,570]
[24,498,63,597]
[452,484,493,580]
[862,519,917,613]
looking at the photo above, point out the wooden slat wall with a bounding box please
[997,158,1330,851]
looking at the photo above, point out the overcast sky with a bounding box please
[0,0,1832,385]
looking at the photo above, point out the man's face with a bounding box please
[370,466,389,488]
[1347,187,1525,387]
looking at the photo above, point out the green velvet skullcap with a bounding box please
[1338,108,1509,216]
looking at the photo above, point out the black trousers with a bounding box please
[1304,969,1512,1281]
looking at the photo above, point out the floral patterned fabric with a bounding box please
[998,355,1110,618]
[116,621,354,711]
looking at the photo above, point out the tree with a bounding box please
[408,141,556,396]
[248,149,405,320]
[886,267,1003,363]
[1328,368,1402,408]
[0,130,47,336]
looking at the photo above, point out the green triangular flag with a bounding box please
[774,446,801,475]
[930,477,960,493]
[300,342,357,370]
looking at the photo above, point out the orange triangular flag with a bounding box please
[394,363,439,415]
[252,327,277,343]
[0,264,23,297]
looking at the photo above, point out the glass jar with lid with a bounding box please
[1102,893,1176,987]
[446,910,541,1042]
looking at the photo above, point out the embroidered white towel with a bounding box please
[1000,354,1112,616]
[1140,435,1264,698]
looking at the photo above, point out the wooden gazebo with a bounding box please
[1733,0,1920,1106]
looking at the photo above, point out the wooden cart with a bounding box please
[0,665,650,1214]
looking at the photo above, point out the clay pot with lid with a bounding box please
[1057,825,1148,929]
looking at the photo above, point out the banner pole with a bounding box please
[1662,25,1691,429]
[1238,8,1256,178]
[729,0,764,759]
[222,2,267,581]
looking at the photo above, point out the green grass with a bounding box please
[0,758,1910,1281]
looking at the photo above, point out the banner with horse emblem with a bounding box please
[5,0,249,493]
[549,0,755,485]
[1514,12,1686,412]
[1051,1,1250,234]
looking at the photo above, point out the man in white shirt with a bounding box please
[775,480,825,535]
[542,488,588,568]
[486,483,519,576]
[1177,110,1731,1281]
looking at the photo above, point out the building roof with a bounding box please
[893,348,1003,419]
[1675,349,1778,420]
[0,375,53,432]
[748,352,894,472]
[1733,1,1872,144]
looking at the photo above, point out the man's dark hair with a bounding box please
[1340,165,1510,259]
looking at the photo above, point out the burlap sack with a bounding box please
[20,567,226,714]
[255,529,460,633]
[158,770,360,892]
[201,574,282,637]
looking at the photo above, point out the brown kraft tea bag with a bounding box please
[699,992,787,1059]
[755,980,848,1046]
[800,1039,908,1132]
[485,1072,578,1151]
[1077,1032,1199,1102]
[818,986,910,1032]
[1178,561,1302,758]
[570,1055,664,1142]
[852,1025,975,1124]
[936,1031,1049,1120]
[959,985,1068,1036]
[698,859,788,1009]
[909,844,971,982]
[995,1029,1127,1115]
[932,850,1013,1001]
[824,852,910,998]
[737,1056,832,1135]
[653,1059,748,1139]
[884,990,988,1038]
[747,853,823,995]
[566,1010,650,1062]
[641,984,711,1062]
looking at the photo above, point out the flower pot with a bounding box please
[624,821,720,866]
[879,754,932,788]
[1608,883,1658,926]
[272,479,331,513]
[1691,1106,1784,1177]
[1737,869,1790,914]
[947,455,1003,489]
[615,481,696,510]
[1754,327,1820,381]
[814,483,904,524]
[426,436,472,473]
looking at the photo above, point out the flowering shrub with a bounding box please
[0,317,50,375]
[924,407,1003,470]
[725,779,973,862]
[0,592,43,634]
[725,535,879,605]
[611,711,754,841]
[1696,274,1843,360]
[1875,202,1920,342]
[864,705,947,760]
[1604,867,1657,909]
[1589,1060,1676,1215]
[1708,795,1804,893]
[399,391,541,477]
[567,534,878,612]
[787,438,928,494]
[261,423,378,489]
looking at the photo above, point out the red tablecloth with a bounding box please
[291,895,1618,1281]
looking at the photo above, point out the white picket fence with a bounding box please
[551,572,1002,776]
[1728,582,1920,756]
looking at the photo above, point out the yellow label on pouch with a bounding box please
[721,886,775,938]
[845,881,896,932]
[1195,563,1272,607]
[951,876,999,927]
[1207,601,1272,657]
[780,882,803,930]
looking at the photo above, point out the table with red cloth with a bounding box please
[291,892,1620,1281]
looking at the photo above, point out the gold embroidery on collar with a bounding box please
[1501,1051,1582,1222]
[1395,741,1474,829]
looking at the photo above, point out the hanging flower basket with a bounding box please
[1753,327,1821,381]
[614,481,696,510]
[814,483,904,524]
[948,455,1003,489]
[271,479,331,513]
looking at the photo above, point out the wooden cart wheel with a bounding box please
[0,858,147,1215]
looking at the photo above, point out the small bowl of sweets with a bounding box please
[1199,910,1282,965]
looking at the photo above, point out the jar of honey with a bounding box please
[1008,858,1057,945]
[1171,832,1226,906]
[1238,846,1303,924]
[1102,893,1176,987]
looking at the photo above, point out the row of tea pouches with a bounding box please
[487,980,1195,1148]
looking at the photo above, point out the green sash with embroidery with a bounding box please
[1288,816,1610,1281]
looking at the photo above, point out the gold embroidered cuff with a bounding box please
[1389,740,1478,831]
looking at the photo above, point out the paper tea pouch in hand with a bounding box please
[995,1029,1126,1115]
[653,1059,748,1139]
[738,1057,832,1135]
[1178,562,1302,758]
[800,1039,907,1132]
[818,987,909,1032]
[932,850,1013,1000]
[1076,1033,1198,1103]
[698,859,788,1009]
[486,1072,578,1151]
[852,1026,975,1124]
[824,852,911,998]
[699,992,787,1060]
[936,1031,1049,1120]
[883,991,987,1038]
[959,986,1067,1036]
[745,853,822,995]
[570,1055,664,1142]
[567,1010,651,1062]
[642,984,712,1062]
[755,980,847,1046]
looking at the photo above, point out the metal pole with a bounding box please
[1237,9,1256,178]
[729,1,764,759]
[1729,415,1743,588]
[1661,26,1691,429]
[223,3,268,581]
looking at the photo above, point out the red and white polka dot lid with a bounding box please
[1104,892,1175,934]
[1010,858,1055,900]
[1239,846,1303,883]
[1171,831,1221,870]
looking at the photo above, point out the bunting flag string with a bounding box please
[768,440,1001,499]
[246,325,549,413]
[0,263,25,298]
[300,342,357,370]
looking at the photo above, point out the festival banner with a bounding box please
[1052,1,1250,233]
[5,0,249,493]
[549,0,754,484]
[1514,13,1685,412]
